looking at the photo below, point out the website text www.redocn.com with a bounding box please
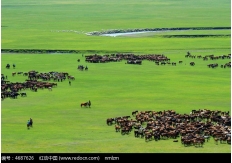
[59,156,100,161]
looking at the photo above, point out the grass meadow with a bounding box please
[1,0,231,153]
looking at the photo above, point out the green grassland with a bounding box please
[1,0,231,153]
[1,0,231,52]
[1,52,231,153]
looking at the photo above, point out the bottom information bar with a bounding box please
[1,153,230,162]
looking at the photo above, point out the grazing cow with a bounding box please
[12,72,16,76]
[121,127,130,135]
[81,101,90,108]
[20,92,27,97]
[134,122,141,130]
[219,136,228,144]
[29,118,33,127]
[161,61,166,65]
[190,62,195,66]
[115,124,121,132]
[208,63,218,68]
[161,132,169,139]
[132,110,138,116]
[27,120,30,129]
[194,139,204,148]
[32,86,37,92]
[17,72,23,75]
[145,133,152,142]
[10,92,20,99]
[27,118,33,129]
[78,65,84,71]
[106,118,113,125]
[137,126,145,138]
[6,64,10,69]
[203,136,210,142]
[172,62,176,66]
[81,102,88,107]
[214,138,219,145]
[48,87,52,91]
[183,139,192,147]
[153,132,160,141]
[68,76,75,80]
[134,130,139,137]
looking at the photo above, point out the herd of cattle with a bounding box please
[2,52,230,100]
[106,109,231,147]
[83,52,231,68]
[185,52,231,68]
[1,70,73,100]
[84,53,170,65]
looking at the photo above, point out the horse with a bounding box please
[81,102,90,108]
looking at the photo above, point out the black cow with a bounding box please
[190,62,195,66]
[6,64,10,69]
[132,110,138,116]
[10,92,20,99]
[27,118,33,129]
[20,92,27,97]
[29,118,33,127]
[106,118,113,125]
